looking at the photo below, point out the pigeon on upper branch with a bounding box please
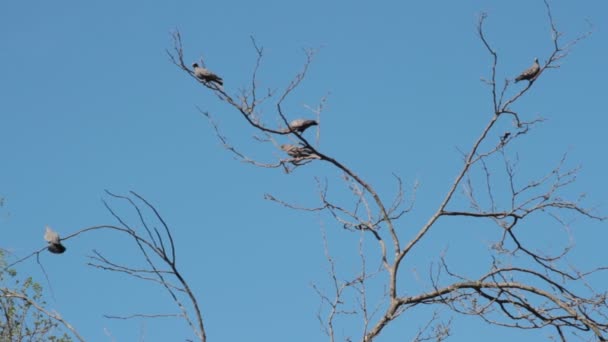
[515,58,540,83]
[192,63,223,86]
[285,119,318,134]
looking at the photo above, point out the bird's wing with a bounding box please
[520,63,540,79]
[44,226,60,243]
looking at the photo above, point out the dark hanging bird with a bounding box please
[192,63,223,86]
[515,58,540,83]
[280,144,320,159]
[44,226,66,254]
[285,119,318,133]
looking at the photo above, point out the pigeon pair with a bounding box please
[44,226,66,254]
[193,57,540,87]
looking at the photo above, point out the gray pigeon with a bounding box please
[280,144,320,159]
[285,119,318,133]
[515,58,540,83]
[44,226,66,254]
[192,63,223,86]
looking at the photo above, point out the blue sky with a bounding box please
[1,0,607,341]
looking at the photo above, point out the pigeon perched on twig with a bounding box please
[515,58,540,83]
[280,144,320,160]
[44,226,66,254]
[192,63,223,86]
[284,119,318,134]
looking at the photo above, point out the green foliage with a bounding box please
[0,250,73,342]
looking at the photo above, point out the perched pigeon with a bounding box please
[192,63,223,86]
[280,144,320,159]
[285,119,318,133]
[515,58,540,83]
[44,226,66,254]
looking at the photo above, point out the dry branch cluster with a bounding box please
[165,1,605,341]
[3,1,605,342]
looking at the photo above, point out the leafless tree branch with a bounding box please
[173,2,604,341]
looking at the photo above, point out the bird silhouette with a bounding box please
[280,144,320,159]
[285,119,318,134]
[515,58,540,83]
[44,226,66,254]
[192,63,223,86]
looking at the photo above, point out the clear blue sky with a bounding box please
[1,0,607,341]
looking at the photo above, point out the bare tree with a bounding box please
[3,191,207,342]
[82,191,208,342]
[169,1,606,341]
[3,2,604,342]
